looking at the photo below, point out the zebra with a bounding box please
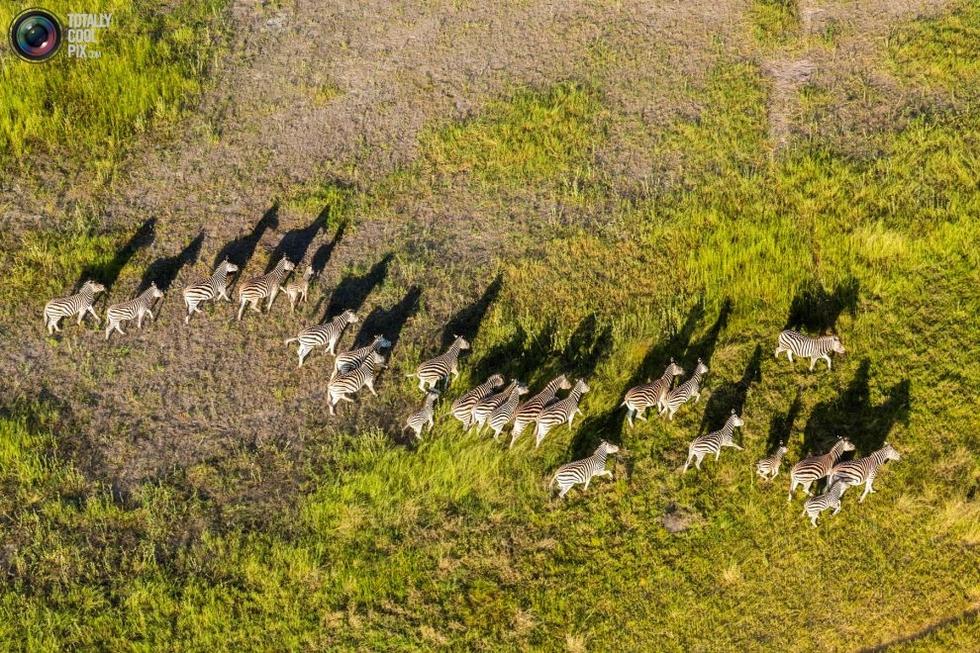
[409,335,470,391]
[788,437,856,501]
[486,382,529,441]
[280,265,315,312]
[43,280,106,334]
[284,310,358,367]
[510,375,572,448]
[774,330,846,371]
[404,390,440,439]
[660,359,709,421]
[326,350,386,415]
[756,441,789,481]
[534,379,590,448]
[801,481,847,527]
[450,374,505,428]
[551,440,620,499]
[470,379,519,433]
[236,257,296,321]
[182,259,238,324]
[682,410,744,473]
[622,359,685,427]
[334,335,392,376]
[827,442,902,503]
[104,283,164,340]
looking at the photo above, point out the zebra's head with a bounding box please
[222,259,239,273]
[84,280,106,294]
[369,351,387,368]
[575,379,591,394]
[454,336,471,350]
[425,389,440,403]
[728,410,744,428]
[342,310,359,324]
[149,283,164,299]
[694,358,709,375]
[666,359,684,378]
[556,374,573,390]
[882,442,902,462]
[776,442,788,456]
[840,437,856,452]
[515,382,530,396]
[374,335,392,349]
[830,336,845,354]
[303,266,315,280]
[281,258,296,271]
[488,373,505,387]
[598,440,619,455]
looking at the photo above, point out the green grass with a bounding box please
[749,0,800,46]
[889,4,980,94]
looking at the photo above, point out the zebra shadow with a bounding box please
[310,220,348,276]
[683,297,732,368]
[469,320,557,390]
[212,202,280,272]
[802,358,911,456]
[320,253,393,323]
[352,285,422,352]
[697,343,763,436]
[139,231,204,293]
[264,211,326,273]
[767,386,803,453]
[440,273,503,349]
[784,276,859,334]
[75,217,156,292]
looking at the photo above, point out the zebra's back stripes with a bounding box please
[827,443,901,503]
[237,257,295,320]
[682,411,744,473]
[775,330,845,371]
[183,259,238,324]
[44,280,106,334]
[105,283,163,340]
[551,440,619,499]
[788,437,856,501]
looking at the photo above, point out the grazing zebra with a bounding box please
[43,280,106,334]
[280,266,315,312]
[622,359,685,427]
[551,440,620,499]
[334,335,392,376]
[486,382,529,441]
[284,310,358,367]
[182,259,238,324]
[104,283,164,340]
[756,442,789,481]
[802,481,846,527]
[534,379,590,448]
[236,257,295,321]
[450,374,505,428]
[404,390,440,439]
[788,437,856,501]
[775,330,846,371]
[470,380,519,433]
[827,442,902,503]
[326,350,386,415]
[409,336,470,391]
[683,410,744,473]
[661,359,709,421]
[510,375,572,448]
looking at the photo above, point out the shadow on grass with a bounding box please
[265,211,326,273]
[76,217,156,291]
[784,276,859,334]
[698,343,763,435]
[767,386,803,452]
[310,220,348,275]
[684,297,732,367]
[441,274,503,349]
[139,231,204,292]
[213,202,279,272]
[858,605,980,652]
[354,285,422,352]
[803,358,911,456]
[321,253,393,322]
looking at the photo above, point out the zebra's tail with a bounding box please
[284,337,298,345]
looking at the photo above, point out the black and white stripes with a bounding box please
[682,410,744,473]
[284,310,359,367]
[183,259,238,324]
[551,440,619,499]
[827,443,901,502]
[775,330,845,371]
[44,280,106,334]
[104,283,164,340]
[622,360,684,427]
[661,359,708,421]
[411,336,470,391]
[788,437,856,501]
[236,257,296,321]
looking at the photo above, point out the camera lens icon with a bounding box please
[9,9,63,62]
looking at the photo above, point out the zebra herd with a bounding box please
[43,257,899,526]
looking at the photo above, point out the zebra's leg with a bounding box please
[803,481,814,496]
[788,479,796,502]
[104,323,114,340]
[859,480,873,503]
[599,470,613,479]
[695,454,703,470]
[786,351,793,363]
[115,322,126,336]
[774,346,783,359]
[558,484,571,499]
[77,310,85,325]
[636,408,648,422]
[823,354,832,370]
[298,346,310,367]
[693,391,701,404]
[809,356,818,371]
[682,454,692,473]
[715,450,721,461]
[250,298,262,314]
[810,515,819,528]
[831,501,842,516]
[87,306,100,325]
[236,300,247,321]
[626,408,635,428]
[364,379,378,397]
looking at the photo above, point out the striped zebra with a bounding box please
[404,390,440,439]
[756,442,789,481]
[470,380,519,433]
[43,280,105,334]
[775,330,846,371]
[534,379,590,448]
[682,410,744,473]
[280,266,315,312]
[326,350,386,415]
[450,374,505,428]
[104,283,164,340]
[801,481,846,527]
[788,437,856,501]
[510,375,572,448]
[409,336,470,391]
[660,359,709,421]
[334,335,392,376]
[284,310,358,367]
[182,259,238,324]
[486,382,529,441]
[551,440,620,499]
[622,359,685,427]
[236,257,295,321]
[827,442,901,503]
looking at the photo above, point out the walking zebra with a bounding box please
[827,442,901,503]
[683,410,744,473]
[470,380,519,433]
[104,283,164,340]
[43,280,106,334]
[409,336,470,391]
[280,265,315,312]
[182,259,238,324]
[404,390,440,439]
[334,335,392,376]
[510,375,572,448]
[661,359,708,421]
[284,310,358,367]
[788,437,856,501]
[756,442,789,481]
[236,257,295,321]
[801,481,846,527]
[486,382,529,441]
[326,350,386,415]
[534,379,590,448]
[774,330,845,371]
[622,359,685,427]
[450,374,505,428]
[551,440,620,499]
